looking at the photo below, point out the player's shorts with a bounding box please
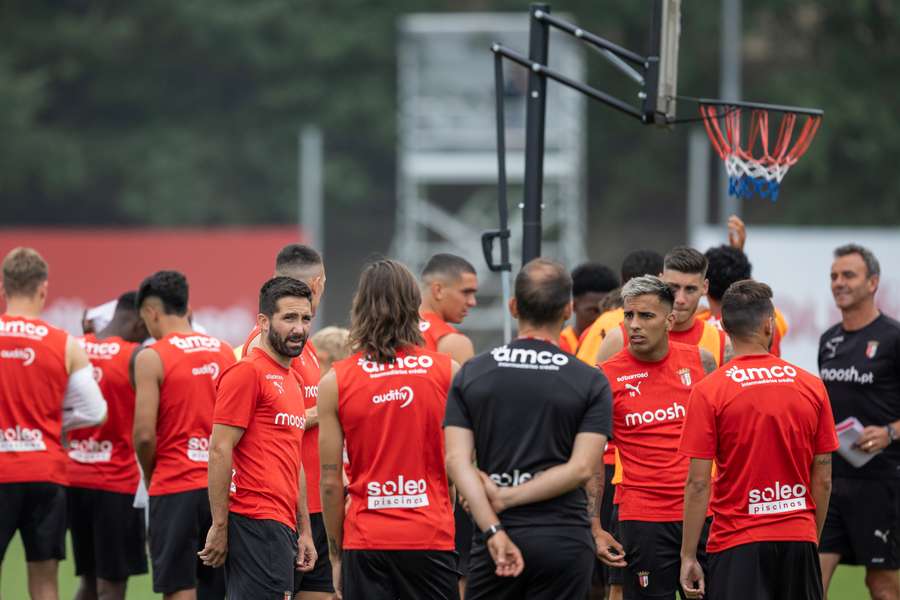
[67,486,147,581]
[618,518,710,599]
[819,477,900,568]
[342,549,459,600]
[707,541,822,600]
[454,502,474,577]
[226,512,297,599]
[148,488,225,596]
[466,525,594,600]
[294,512,334,594]
[0,482,67,563]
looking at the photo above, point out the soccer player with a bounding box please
[679,280,837,600]
[560,263,619,355]
[577,249,664,366]
[132,270,235,600]
[318,259,459,600]
[599,276,715,598]
[309,326,350,376]
[419,253,478,365]
[818,244,900,599]
[0,247,107,600]
[239,243,332,600]
[445,258,613,600]
[68,291,149,600]
[200,277,317,598]
[596,247,732,367]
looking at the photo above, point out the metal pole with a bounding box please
[687,127,711,238]
[719,0,742,221]
[521,3,550,264]
[299,125,324,323]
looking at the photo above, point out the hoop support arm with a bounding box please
[533,10,648,68]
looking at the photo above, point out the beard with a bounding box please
[267,326,306,359]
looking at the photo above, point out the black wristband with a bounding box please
[483,523,504,541]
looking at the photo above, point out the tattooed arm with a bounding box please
[700,349,718,375]
[810,453,833,541]
[317,371,345,567]
[585,460,626,567]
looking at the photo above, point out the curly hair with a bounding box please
[705,245,752,301]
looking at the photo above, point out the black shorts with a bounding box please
[226,512,297,599]
[708,541,822,600]
[608,503,623,586]
[67,486,147,581]
[294,512,334,594]
[819,477,900,568]
[466,526,594,600]
[618,519,710,600]
[594,468,616,588]
[342,549,459,600]
[148,488,225,596]
[0,482,67,563]
[454,502,474,577]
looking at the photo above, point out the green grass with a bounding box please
[1,532,871,598]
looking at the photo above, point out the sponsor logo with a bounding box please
[274,412,306,429]
[372,386,414,408]
[824,335,843,359]
[638,571,650,589]
[677,367,692,386]
[489,470,534,487]
[0,347,36,366]
[187,437,210,462]
[819,365,874,385]
[230,468,237,493]
[419,320,431,332]
[748,481,807,515]
[0,320,49,340]
[726,363,797,386]
[304,385,318,399]
[0,426,46,452]
[625,382,642,397]
[624,402,686,427]
[191,362,221,380]
[875,529,890,544]
[490,345,569,370]
[367,475,429,510]
[357,354,434,377]
[168,335,222,353]
[80,339,121,358]
[266,373,285,394]
[68,439,113,463]
[615,372,648,383]
[867,341,880,359]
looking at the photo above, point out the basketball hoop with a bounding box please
[698,99,823,201]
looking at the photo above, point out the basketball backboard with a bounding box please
[646,0,681,124]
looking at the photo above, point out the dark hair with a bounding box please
[421,253,477,281]
[275,244,322,275]
[349,259,423,363]
[705,246,752,301]
[834,243,880,278]
[2,247,49,297]
[721,280,775,340]
[259,276,313,317]
[621,275,675,308]
[621,250,664,283]
[599,287,624,312]
[664,246,708,277]
[114,291,139,314]
[514,258,572,326]
[136,270,189,316]
[571,263,619,298]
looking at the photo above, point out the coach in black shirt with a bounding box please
[818,244,900,600]
[445,258,613,600]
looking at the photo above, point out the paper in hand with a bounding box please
[835,416,878,468]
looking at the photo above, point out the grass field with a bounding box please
[0,532,871,598]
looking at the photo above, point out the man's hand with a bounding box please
[486,531,524,578]
[592,525,626,567]
[856,425,891,453]
[478,471,508,514]
[198,523,228,568]
[680,555,705,599]
[331,558,343,599]
[296,533,318,572]
[727,215,746,250]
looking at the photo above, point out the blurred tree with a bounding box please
[0,0,897,228]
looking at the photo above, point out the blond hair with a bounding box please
[311,326,351,363]
[2,247,49,297]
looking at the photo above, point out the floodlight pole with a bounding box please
[521,3,550,265]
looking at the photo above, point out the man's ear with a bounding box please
[256,312,270,333]
[508,297,519,319]
[665,311,676,332]
[702,278,710,296]
[430,279,444,301]
[562,300,573,321]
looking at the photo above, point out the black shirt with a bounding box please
[819,314,900,479]
[444,338,612,529]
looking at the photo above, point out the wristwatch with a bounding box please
[887,424,898,443]
[483,523,505,541]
